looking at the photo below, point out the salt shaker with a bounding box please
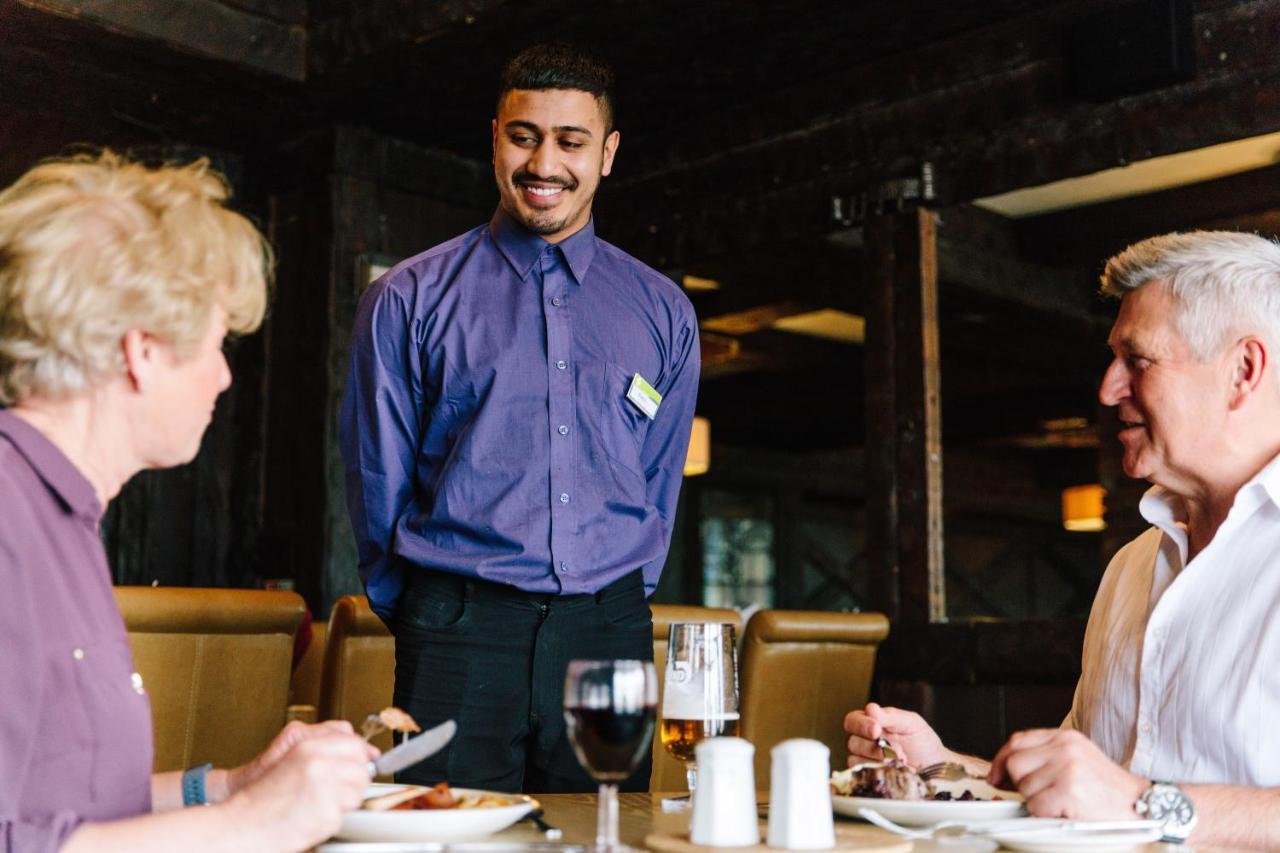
[767,738,836,849]
[689,737,760,847]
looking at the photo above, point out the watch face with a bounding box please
[1145,783,1196,839]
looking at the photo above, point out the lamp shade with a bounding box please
[684,416,710,476]
[1062,484,1106,531]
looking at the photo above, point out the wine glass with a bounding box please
[659,622,739,802]
[564,659,658,852]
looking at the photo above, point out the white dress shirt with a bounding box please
[1065,452,1280,786]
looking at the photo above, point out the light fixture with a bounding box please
[684,416,710,476]
[1062,484,1106,532]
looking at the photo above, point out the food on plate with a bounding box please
[831,761,930,799]
[363,783,513,812]
[830,762,1004,802]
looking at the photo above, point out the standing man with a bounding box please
[340,44,699,794]
[845,231,1280,848]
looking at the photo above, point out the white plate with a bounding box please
[984,818,1163,851]
[832,777,1026,826]
[332,785,535,843]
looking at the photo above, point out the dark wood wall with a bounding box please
[9,2,1280,747]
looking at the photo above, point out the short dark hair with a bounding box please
[498,43,616,132]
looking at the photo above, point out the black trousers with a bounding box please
[392,567,654,793]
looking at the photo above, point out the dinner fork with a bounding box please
[875,736,899,762]
[919,761,974,781]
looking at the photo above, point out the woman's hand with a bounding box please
[227,729,379,852]
[224,720,365,799]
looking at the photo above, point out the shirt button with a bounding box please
[560,493,570,504]
[73,648,85,661]
[551,297,562,307]
[558,424,569,435]
[1140,721,1152,734]
[556,360,567,370]
[559,561,569,573]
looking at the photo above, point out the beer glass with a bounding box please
[564,659,658,852]
[659,622,739,798]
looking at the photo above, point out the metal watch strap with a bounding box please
[181,762,214,806]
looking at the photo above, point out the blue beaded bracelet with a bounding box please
[182,763,213,807]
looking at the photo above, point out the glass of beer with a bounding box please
[659,622,740,799]
[564,659,658,852]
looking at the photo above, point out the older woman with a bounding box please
[0,152,376,852]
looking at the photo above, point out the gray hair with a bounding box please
[1100,230,1280,361]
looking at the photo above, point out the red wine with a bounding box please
[565,705,656,781]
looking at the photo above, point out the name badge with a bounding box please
[626,373,662,419]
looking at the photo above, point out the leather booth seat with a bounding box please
[115,586,306,772]
[287,619,327,723]
[739,609,890,789]
[648,603,742,792]
[318,595,396,757]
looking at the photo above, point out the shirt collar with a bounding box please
[0,410,102,521]
[1139,451,1280,535]
[488,207,597,285]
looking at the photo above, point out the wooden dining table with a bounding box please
[478,792,1182,851]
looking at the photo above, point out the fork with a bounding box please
[875,736,899,762]
[361,713,389,741]
[919,761,978,781]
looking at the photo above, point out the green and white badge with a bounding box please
[626,373,662,419]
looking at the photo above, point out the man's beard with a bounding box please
[509,170,584,235]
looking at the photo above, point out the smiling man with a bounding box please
[844,231,1280,848]
[340,44,699,793]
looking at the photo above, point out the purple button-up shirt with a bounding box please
[341,210,700,622]
[0,411,153,852]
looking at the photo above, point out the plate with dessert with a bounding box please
[831,760,1025,826]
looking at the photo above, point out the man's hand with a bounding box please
[226,720,368,799]
[843,702,950,768]
[988,728,1149,820]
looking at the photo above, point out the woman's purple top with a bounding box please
[0,411,153,852]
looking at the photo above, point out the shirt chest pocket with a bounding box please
[34,637,154,813]
[596,362,651,478]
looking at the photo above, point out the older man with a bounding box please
[846,231,1280,849]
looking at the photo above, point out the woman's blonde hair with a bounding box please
[0,150,271,404]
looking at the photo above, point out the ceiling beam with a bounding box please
[598,1,1280,269]
[17,0,306,80]
[1016,160,1280,265]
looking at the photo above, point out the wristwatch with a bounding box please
[1134,781,1197,842]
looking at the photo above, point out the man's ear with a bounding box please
[1228,336,1268,410]
[600,129,620,177]
[491,117,499,163]
[121,329,154,392]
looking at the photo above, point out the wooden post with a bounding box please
[862,194,945,623]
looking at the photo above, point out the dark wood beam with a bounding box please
[598,1,1280,270]
[1018,161,1280,265]
[0,3,316,168]
[308,0,523,76]
[864,202,945,624]
[19,0,306,79]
